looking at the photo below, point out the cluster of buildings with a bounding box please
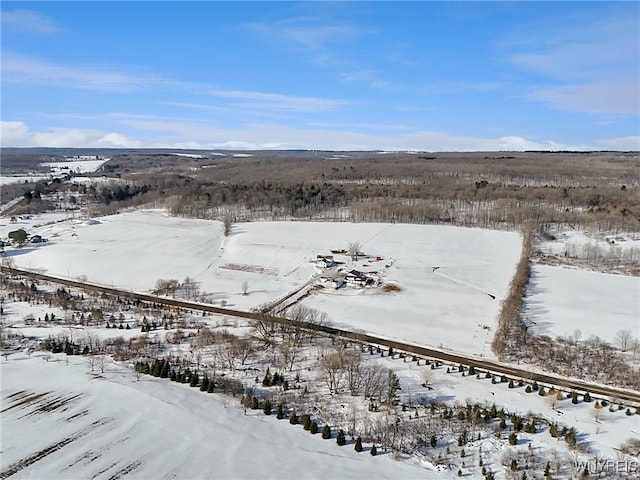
[315,254,377,289]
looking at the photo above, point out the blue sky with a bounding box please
[1,1,639,151]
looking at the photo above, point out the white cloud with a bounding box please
[203,89,350,112]
[595,136,640,151]
[2,54,143,93]
[529,81,639,115]
[507,15,640,115]
[1,10,60,34]
[4,119,632,152]
[0,121,142,148]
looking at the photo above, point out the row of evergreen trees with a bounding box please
[134,358,244,396]
[42,337,89,356]
[239,393,377,455]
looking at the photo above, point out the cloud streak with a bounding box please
[2,54,144,93]
[507,14,640,115]
[5,119,637,151]
[1,10,60,34]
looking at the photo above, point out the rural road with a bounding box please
[3,266,639,405]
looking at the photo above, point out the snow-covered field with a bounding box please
[41,159,107,175]
[0,175,50,186]
[2,334,637,479]
[1,210,522,358]
[525,264,640,345]
[1,353,434,480]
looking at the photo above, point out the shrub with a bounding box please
[263,399,272,415]
[289,411,298,425]
[355,436,363,452]
[309,421,318,434]
[370,444,377,456]
[322,424,331,439]
[336,429,346,446]
[302,414,311,430]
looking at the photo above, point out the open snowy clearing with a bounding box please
[525,264,640,345]
[41,159,107,175]
[1,353,436,480]
[0,175,51,186]
[2,210,522,358]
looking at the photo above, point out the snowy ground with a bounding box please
[1,210,522,358]
[525,264,639,345]
[41,159,108,175]
[1,353,436,480]
[2,270,638,479]
[0,175,50,186]
[538,229,640,258]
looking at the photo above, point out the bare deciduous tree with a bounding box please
[250,317,277,350]
[222,216,233,236]
[614,329,633,352]
[320,351,345,394]
[182,276,199,299]
[233,337,254,366]
[241,280,249,295]
[362,364,388,400]
[96,354,106,374]
[348,241,361,261]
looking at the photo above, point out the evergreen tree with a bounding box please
[160,361,170,379]
[276,403,284,419]
[544,462,551,477]
[170,370,177,382]
[207,380,215,393]
[190,371,199,387]
[152,360,162,377]
[302,414,311,430]
[508,432,517,445]
[354,437,363,452]
[289,411,298,425]
[309,421,318,434]
[336,429,346,446]
[430,434,437,448]
[510,459,518,471]
[583,392,591,402]
[370,444,377,456]
[263,399,272,415]
[200,375,209,391]
[322,424,331,439]
[262,368,272,387]
[571,391,579,404]
[508,379,515,388]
